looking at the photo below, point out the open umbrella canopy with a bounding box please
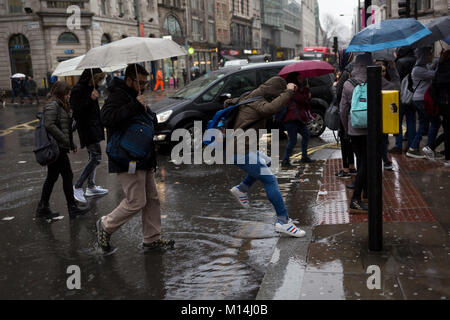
[278,60,334,78]
[52,55,126,77]
[11,73,26,78]
[76,37,187,70]
[347,18,431,52]
[410,16,450,48]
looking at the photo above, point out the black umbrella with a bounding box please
[411,16,450,48]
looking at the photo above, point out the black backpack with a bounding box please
[33,106,61,166]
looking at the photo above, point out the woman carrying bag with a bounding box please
[36,81,89,219]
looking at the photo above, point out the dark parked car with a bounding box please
[151,60,334,146]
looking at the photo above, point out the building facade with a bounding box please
[185,0,218,77]
[261,0,302,61]
[1,0,161,90]
[301,0,316,49]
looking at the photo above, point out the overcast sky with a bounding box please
[317,0,358,29]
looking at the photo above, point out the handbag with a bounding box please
[106,113,155,167]
[324,104,340,130]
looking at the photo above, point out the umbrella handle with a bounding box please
[90,68,96,91]
[134,64,141,96]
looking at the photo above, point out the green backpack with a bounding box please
[349,79,368,129]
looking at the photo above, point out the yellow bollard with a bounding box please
[382,90,399,134]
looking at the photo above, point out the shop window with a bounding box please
[58,32,79,44]
[9,34,33,76]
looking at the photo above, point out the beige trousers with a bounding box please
[102,170,161,243]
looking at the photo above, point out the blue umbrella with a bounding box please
[410,16,450,48]
[347,18,431,52]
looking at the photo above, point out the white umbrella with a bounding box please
[76,37,187,70]
[11,73,26,78]
[52,55,126,77]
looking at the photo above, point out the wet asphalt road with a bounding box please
[0,101,336,299]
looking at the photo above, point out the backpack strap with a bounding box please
[348,78,361,88]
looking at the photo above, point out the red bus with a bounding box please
[300,47,337,65]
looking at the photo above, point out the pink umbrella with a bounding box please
[278,60,335,78]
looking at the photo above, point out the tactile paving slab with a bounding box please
[315,157,437,225]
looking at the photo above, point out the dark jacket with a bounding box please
[101,77,157,173]
[70,68,105,148]
[433,55,450,115]
[395,48,416,81]
[44,100,76,151]
[283,86,311,123]
[225,76,294,154]
[29,79,37,93]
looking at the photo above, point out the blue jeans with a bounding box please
[411,100,441,149]
[75,143,102,189]
[233,151,289,222]
[282,120,310,163]
[395,103,416,149]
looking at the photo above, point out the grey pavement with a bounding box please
[257,148,450,300]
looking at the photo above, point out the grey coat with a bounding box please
[412,48,438,101]
[339,63,369,137]
[44,100,75,151]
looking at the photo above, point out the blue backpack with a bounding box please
[203,96,263,146]
[349,79,368,129]
[106,112,155,168]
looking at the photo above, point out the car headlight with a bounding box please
[156,110,173,123]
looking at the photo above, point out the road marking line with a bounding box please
[0,119,38,137]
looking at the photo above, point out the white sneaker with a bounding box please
[85,185,109,197]
[230,186,250,209]
[73,186,87,203]
[275,219,306,238]
[444,161,450,167]
[422,146,434,159]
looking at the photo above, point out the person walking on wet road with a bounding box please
[339,53,373,214]
[153,69,164,92]
[97,64,174,253]
[28,76,39,105]
[280,72,315,168]
[227,76,306,238]
[36,81,90,219]
[70,69,109,204]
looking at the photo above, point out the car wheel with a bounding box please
[308,110,325,137]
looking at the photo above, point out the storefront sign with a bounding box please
[163,35,172,40]
[139,23,145,37]
[244,49,252,54]
[65,49,74,54]
[28,22,40,30]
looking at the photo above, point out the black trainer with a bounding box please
[36,204,60,219]
[142,239,175,252]
[349,168,357,175]
[96,219,112,252]
[335,170,351,178]
[349,199,368,214]
[281,161,294,169]
[301,157,315,163]
[68,203,89,218]
[346,183,355,189]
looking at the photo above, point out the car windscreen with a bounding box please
[171,71,228,100]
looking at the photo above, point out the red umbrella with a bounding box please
[278,60,335,78]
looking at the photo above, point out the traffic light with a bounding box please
[332,37,338,54]
[398,0,410,18]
